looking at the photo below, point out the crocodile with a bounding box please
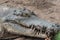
[0,5,60,40]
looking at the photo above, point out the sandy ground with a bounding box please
[0,0,60,40]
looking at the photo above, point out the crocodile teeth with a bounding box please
[0,5,60,39]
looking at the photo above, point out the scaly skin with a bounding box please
[0,6,47,39]
[0,5,60,40]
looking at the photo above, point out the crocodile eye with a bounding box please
[13,13,20,16]
[21,13,30,17]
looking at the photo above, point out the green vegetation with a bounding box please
[54,32,60,40]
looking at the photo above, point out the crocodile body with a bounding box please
[0,5,60,39]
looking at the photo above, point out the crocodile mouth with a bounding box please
[3,19,55,39]
[2,22,47,38]
[3,14,57,39]
[0,6,59,40]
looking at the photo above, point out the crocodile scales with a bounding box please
[0,5,60,39]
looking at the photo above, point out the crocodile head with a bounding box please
[0,6,47,39]
[0,5,60,39]
[1,7,36,22]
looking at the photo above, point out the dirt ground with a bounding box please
[0,0,60,40]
